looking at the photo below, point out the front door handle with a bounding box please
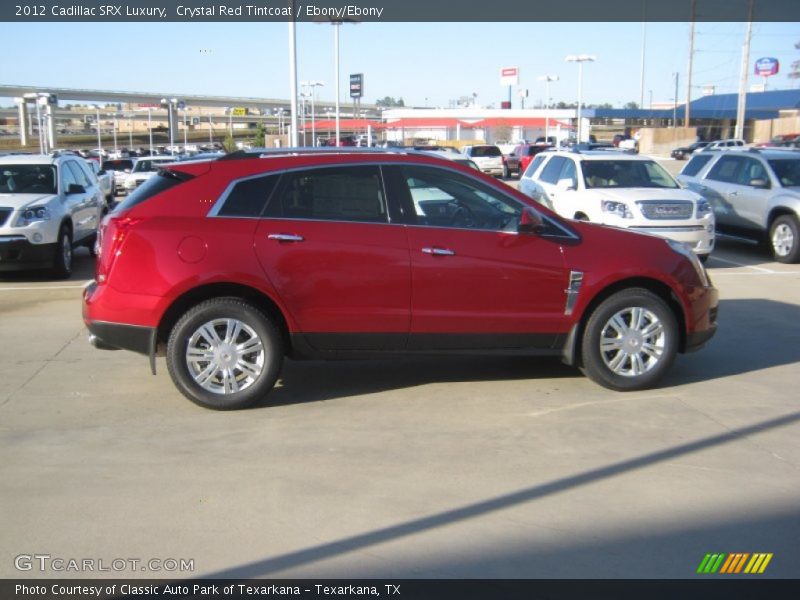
[267,233,304,242]
[421,247,455,256]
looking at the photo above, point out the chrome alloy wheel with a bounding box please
[61,234,72,270]
[772,223,795,257]
[185,318,265,394]
[599,307,665,377]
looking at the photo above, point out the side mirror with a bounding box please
[518,207,545,235]
[67,183,85,195]
[557,178,576,191]
[749,178,770,189]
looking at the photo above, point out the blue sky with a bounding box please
[1,21,798,108]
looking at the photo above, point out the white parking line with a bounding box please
[0,283,90,291]
[710,271,800,276]
[708,255,776,273]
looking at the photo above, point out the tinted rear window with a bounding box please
[104,160,133,171]
[113,170,191,212]
[217,174,280,217]
[681,154,714,177]
[471,146,502,157]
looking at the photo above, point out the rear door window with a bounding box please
[681,154,714,177]
[707,155,745,184]
[266,166,387,223]
[539,156,566,184]
[215,174,280,218]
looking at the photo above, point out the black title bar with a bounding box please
[2,0,800,22]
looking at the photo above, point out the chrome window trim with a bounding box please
[205,160,580,240]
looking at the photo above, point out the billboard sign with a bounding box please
[500,66,519,86]
[350,73,363,98]
[754,57,779,77]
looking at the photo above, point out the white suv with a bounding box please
[122,156,177,194]
[520,150,715,260]
[461,145,506,177]
[0,153,104,277]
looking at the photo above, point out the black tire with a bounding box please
[166,298,284,410]
[502,164,509,179]
[769,214,800,263]
[51,225,73,279]
[580,288,678,391]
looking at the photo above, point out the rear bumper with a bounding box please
[0,237,55,271]
[86,319,157,355]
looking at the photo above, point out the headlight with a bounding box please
[667,239,710,287]
[17,206,51,226]
[601,200,633,219]
[696,198,712,218]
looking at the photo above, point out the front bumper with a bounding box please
[685,286,719,353]
[0,236,55,271]
[627,225,715,256]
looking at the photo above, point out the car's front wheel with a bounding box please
[769,214,800,263]
[166,298,283,410]
[581,289,678,391]
[51,225,73,279]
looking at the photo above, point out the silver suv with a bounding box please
[0,153,104,277]
[678,149,800,263]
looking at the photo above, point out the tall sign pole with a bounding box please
[735,0,755,140]
[288,16,299,146]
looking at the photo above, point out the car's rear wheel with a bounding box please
[51,225,73,279]
[166,298,283,410]
[581,289,678,391]
[769,215,800,263]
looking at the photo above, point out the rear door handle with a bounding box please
[267,233,304,242]
[421,247,455,256]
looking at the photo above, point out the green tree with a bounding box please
[623,101,640,109]
[253,122,267,147]
[222,134,237,154]
[376,96,405,107]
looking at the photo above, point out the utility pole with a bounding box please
[735,0,755,141]
[685,0,696,129]
[673,72,679,127]
[639,8,646,109]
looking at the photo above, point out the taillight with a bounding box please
[96,216,142,283]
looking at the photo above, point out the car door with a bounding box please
[385,164,571,350]
[730,156,774,229]
[253,164,411,351]
[699,155,747,228]
[59,160,92,242]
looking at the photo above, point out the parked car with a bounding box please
[85,159,113,204]
[418,149,481,171]
[671,141,711,160]
[122,156,177,194]
[512,143,554,175]
[100,158,135,195]
[702,139,745,152]
[519,150,715,260]
[461,145,506,177]
[677,148,800,262]
[83,149,718,409]
[0,153,104,277]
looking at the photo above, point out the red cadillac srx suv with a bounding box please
[83,149,718,410]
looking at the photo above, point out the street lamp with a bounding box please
[90,104,103,167]
[161,97,179,155]
[299,92,311,146]
[302,81,325,146]
[565,54,595,143]
[538,75,559,144]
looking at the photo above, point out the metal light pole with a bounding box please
[288,19,299,146]
[128,113,133,150]
[302,81,325,146]
[538,75,559,143]
[147,108,153,155]
[334,22,341,146]
[112,113,118,154]
[183,108,188,148]
[565,55,595,143]
[208,115,213,145]
[94,105,103,167]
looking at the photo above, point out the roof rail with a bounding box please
[217,147,411,161]
[747,147,762,154]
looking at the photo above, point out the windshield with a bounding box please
[133,159,171,173]
[0,164,57,194]
[768,159,800,187]
[582,160,679,189]
[471,146,502,158]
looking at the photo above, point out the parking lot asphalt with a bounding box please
[2,187,799,579]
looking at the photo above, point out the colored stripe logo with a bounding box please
[697,553,773,574]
